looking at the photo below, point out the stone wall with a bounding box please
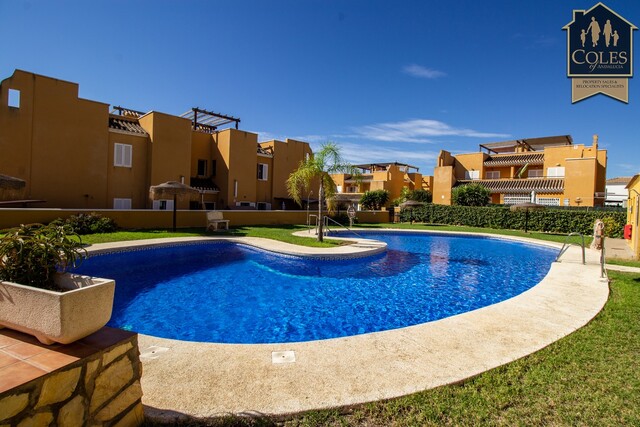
[0,332,143,427]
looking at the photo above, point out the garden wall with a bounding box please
[401,204,627,237]
[0,209,389,230]
[0,328,143,426]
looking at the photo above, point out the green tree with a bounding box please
[360,190,390,210]
[452,183,490,206]
[407,189,432,203]
[287,142,360,242]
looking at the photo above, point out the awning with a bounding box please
[455,178,564,194]
[484,153,544,167]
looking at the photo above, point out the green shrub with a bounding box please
[407,189,432,203]
[452,183,490,206]
[360,190,390,210]
[62,212,118,235]
[400,204,626,237]
[0,223,87,289]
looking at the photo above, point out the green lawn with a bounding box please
[143,271,640,427]
[80,225,343,248]
[81,222,591,247]
[606,258,640,269]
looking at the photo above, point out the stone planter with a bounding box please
[0,274,115,345]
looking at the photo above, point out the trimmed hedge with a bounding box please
[400,204,626,237]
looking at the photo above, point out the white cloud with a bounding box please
[403,64,446,79]
[290,134,327,143]
[252,131,285,142]
[617,163,639,173]
[331,142,438,170]
[353,119,510,143]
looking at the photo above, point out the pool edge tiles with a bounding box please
[138,240,608,419]
[82,232,556,344]
[86,235,388,260]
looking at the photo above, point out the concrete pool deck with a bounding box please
[87,231,610,420]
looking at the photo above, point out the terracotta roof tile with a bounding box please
[456,178,564,194]
[484,153,544,167]
[606,176,633,185]
[108,116,147,135]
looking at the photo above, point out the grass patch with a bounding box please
[145,271,640,426]
[606,258,640,269]
[80,225,343,248]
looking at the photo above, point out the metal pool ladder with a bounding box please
[556,232,585,265]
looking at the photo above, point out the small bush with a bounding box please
[0,223,87,289]
[407,189,432,203]
[360,190,390,210]
[452,183,490,206]
[62,212,118,235]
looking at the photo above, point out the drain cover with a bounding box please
[272,350,296,364]
[140,346,170,360]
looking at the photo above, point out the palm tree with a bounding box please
[287,142,359,242]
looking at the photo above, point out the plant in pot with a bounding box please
[0,223,115,345]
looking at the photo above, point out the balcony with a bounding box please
[483,153,544,167]
[455,178,564,194]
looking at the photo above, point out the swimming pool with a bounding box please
[76,232,557,344]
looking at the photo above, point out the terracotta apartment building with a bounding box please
[0,70,312,210]
[331,162,433,208]
[433,135,607,207]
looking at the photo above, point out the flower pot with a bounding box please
[0,274,115,345]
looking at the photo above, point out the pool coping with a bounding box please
[87,230,609,420]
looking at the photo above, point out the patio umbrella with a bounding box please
[509,202,545,233]
[399,200,425,222]
[149,181,200,232]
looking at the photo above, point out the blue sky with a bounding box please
[1,0,639,178]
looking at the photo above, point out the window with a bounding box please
[537,198,560,206]
[528,169,543,178]
[114,143,132,167]
[152,199,173,210]
[337,185,343,193]
[233,180,238,198]
[503,195,530,205]
[211,159,217,177]
[464,170,480,180]
[197,159,208,176]
[257,163,268,181]
[113,198,132,209]
[547,167,565,177]
[257,202,271,210]
[8,89,20,108]
[485,171,500,179]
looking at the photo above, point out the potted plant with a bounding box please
[0,223,115,345]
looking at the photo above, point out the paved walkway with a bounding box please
[88,232,609,421]
[604,237,636,260]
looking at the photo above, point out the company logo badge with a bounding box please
[563,2,637,103]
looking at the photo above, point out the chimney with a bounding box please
[592,134,599,150]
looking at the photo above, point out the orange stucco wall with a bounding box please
[0,70,112,208]
[1,70,312,212]
[107,131,149,209]
[627,176,640,259]
[0,208,389,230]
[431,142,607,207]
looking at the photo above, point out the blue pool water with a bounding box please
[75,232,557,344]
